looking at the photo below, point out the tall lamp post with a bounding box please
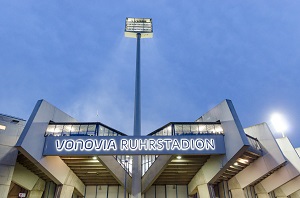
[125,17,153,198]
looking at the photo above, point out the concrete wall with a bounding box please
[229,123,286,188]
[12,163,40,190]
[15,100,85,196]
[189,100,250,195]
[295,148,300,157]
[0,114,25,198]
[256,137,300,194]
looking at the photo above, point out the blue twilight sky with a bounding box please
[1,1,300,146]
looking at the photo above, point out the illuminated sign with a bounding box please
[43,135,225,156]
[19,193,26,198]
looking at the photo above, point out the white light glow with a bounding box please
[0,124,6,130]
[92,156,97,160]
[176,156,182,159]
[271,113,288,137]
[238,158,249,164]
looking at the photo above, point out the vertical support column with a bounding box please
[132,33,142,198]
[291,190,300,198]
[55,184,74,198]
[0,161,16,198]
[230,189,245,198]
[274,188,288,198]
[197,184,210,198]
[228,178,246,198]
[28,178,46,198]
[255,183,270,198]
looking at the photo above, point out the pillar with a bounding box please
[274,188,288,198]
[291,190,300,198]
[54,169,84,198]
[254,183,269,198]
[0,163,15,198]
[197,184,210,198]
[29,178,46,198]
[59,185,75,198]
[228,177,246,198]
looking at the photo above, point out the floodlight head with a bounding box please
[271,113,288,137]
[125,17,153,38]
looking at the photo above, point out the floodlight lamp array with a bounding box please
[125,17,153,38]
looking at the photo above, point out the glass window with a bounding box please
[79,125,88,135]
[62,125,72,133]
[198,125,206,133]
[182,125,190,134]
[54,125,63,133]
[71,125,80,134]
[99,126,105,136]
[87,125,96,136]
[191,125,198,134]
[46,125,56,133]
[215,124,223,134]
[206,125,214,133]
[175,125,183,135]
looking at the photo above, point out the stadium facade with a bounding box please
[1,99,300,198]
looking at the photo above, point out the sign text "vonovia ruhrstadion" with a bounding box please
[43,135,225,156]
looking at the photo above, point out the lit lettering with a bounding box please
[56,140,65,151]
[129,139,138,150]
[205,139,215,150]
[107,139,117,151]
[171,139,181,150]
[181,139,190,150]
[149,139,156,150]
[52,137,219,154]
[121,139,128,150]
[195,139,205,150]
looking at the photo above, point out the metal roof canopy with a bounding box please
[125,17,153,38]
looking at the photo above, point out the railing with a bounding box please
[148,122,224,136]
[44,122,127,137]
[113,155,158,176]
[246,134,262,153]
[114,155,133,176]
[142,155,158,176]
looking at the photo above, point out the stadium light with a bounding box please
[125,18,153,38]
[271,113,288,137]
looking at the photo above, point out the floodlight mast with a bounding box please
[125,17,153,198]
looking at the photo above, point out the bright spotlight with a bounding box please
[271,113,288,137]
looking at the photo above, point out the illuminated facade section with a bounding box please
[43,121,225,176]
[53,137,216,153]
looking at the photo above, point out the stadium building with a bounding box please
[1,99,300,198]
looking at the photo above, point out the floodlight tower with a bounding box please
[125,17,153,198]
[125,17,153,137]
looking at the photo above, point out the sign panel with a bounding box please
[43,135,225,156]
[19,193,26,198]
